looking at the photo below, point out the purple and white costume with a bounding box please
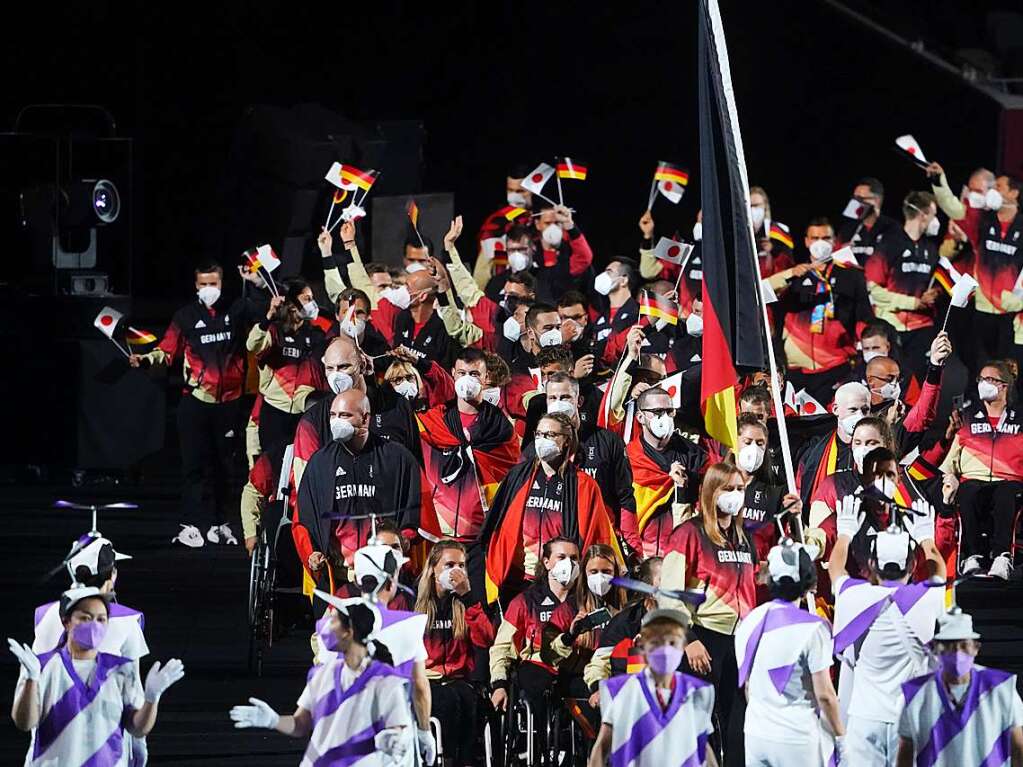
[898,665,1023,766]
[316,606,427,675]
[33,602,148,660]
[598,669,714,767]
[735,599,836,765]
[15,648,144,767]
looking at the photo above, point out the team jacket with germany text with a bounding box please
[421,591,496,681]
[141,298,249,403]
[940,402,1023,483]
[959,207,1023,315]
[489,579,566,685]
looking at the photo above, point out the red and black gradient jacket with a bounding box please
[778,263,874,374]
[537,227,594,303]
[958,208,1023,315]
[140,297,249,403]
[247,317,330,415]
[865,228,940,331]
[586,600,650,692]
[372,299,459,368]
[662,517,758,636]
[421,591,496,681]
[489,579,567,687]
[941,401,1023,483]
[836,212,902,264]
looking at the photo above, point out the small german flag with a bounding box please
[126,326,157,347]
[496,205,527,222]
[768,221,794,249]
[556,158,588,181]
[638,290,679,325]
[906,456,937,482]
[654,161,689,186]
[340,165,378,192]
[930,256,961,296]
[406,199,420,229]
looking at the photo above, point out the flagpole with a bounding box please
[705,0,800,521]
[107,336,132,360]
[647,178,658,211]
[555,163,565,206]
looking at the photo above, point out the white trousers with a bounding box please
[744,734,824,766]
[846,716,898,766]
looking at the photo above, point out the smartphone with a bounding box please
[952,394,966,415]
[585,607,612,628]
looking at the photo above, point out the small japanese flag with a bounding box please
[94,306,123,339]
[842,198,870,220]
[256,244,281,272]
[521,163,556,195]
[895,134,929,168]
[795,388,826,416]
[660,371,684,408]
[657,179,684,204]
[481,236,506,260]
[950,273,978,308]
[653,237,693,266]
[831,247,860,268]
[783,381,798,413]
[324,162,345,188]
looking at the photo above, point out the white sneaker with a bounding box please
[961,554,984,576]
[989,553,1014,581]
[172,524,205,548]
[207,523,238,545]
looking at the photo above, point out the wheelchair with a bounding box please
[489,667,594,767]
[247,490,305,675]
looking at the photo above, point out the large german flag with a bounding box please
[697,0,766,450]
[626,438,675,533]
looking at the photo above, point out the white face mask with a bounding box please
[852,444,872,473]
[647,413,674,439]
[538,328,563,348]
[593,271,617,296]
[503,315,523,342]
[340,317,366,339]
[542,223,564,248]
[454,374,482,401]
[327,371,354,395]
[550,557,579,586]
[587,572,613,597]
[685,313,704,337]
[717,489,745,516]
[750,206,766,229]
[692,222,703,242]
[302,300,320,321]
[481,386,502,406]
[809,239,833,263]
[507,191,529,208]
[437,568,457,593]
[925,217,940,237]
[547,399,577,418]
[534,436,561,462]
[839,411,865,437]
[978,380,1000,402]
[737,443,765,473]
[330,417,355,442]
[381,285,411,310]
[862,349,884,364]
[985,188,1004,211]
[967,190,987,209]
[393,379,418,400]
[197,286,221,307]
[508,251,532,273]
[405,262,428,274]
[873,476,895,499]
[876,380,901,402]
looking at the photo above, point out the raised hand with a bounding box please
[835,495,864,540]
[144,658,185,703]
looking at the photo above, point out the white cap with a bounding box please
[353,544,407,588]
[874,527,911,571]
[767,543,801,581]
[66,534,130,585]
[59,586,113,620]
[933,608,981,641]
[312,590,382,638]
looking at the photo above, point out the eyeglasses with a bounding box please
[641,407,676,417]
[978,376,1007,386]
[535,430,569,440]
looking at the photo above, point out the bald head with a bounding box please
[865,356,900,382]
[406,270,438,299]
[323,336,359,367]
[330,389,371,420]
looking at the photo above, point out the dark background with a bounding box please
[1,0,1014,302]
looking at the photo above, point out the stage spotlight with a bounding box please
[63,178,121,227]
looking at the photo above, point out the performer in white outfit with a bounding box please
[829,493,946,766]
[588,608,718,767]
[231,596,413,767]
[736,540,845,766]
[9,587,184,767]
[897,609,1023,766]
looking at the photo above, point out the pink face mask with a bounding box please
[71,620,108,650]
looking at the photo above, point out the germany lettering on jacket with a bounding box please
[900,262,931,274]
[984,239,1018,256]
[525,496,563,512]
[971,422,1021,435]
[717,550,753,564]
[199,330,232,344]
[334,484,379,500]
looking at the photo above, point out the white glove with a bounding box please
[417,727,437,765]
[835,735,846,764]
[144,659,185,703]
[835,495,864,540]
[8,638,40,681]
[229,697,280,730]
[909,499,936,543]
[375,729,409,763]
